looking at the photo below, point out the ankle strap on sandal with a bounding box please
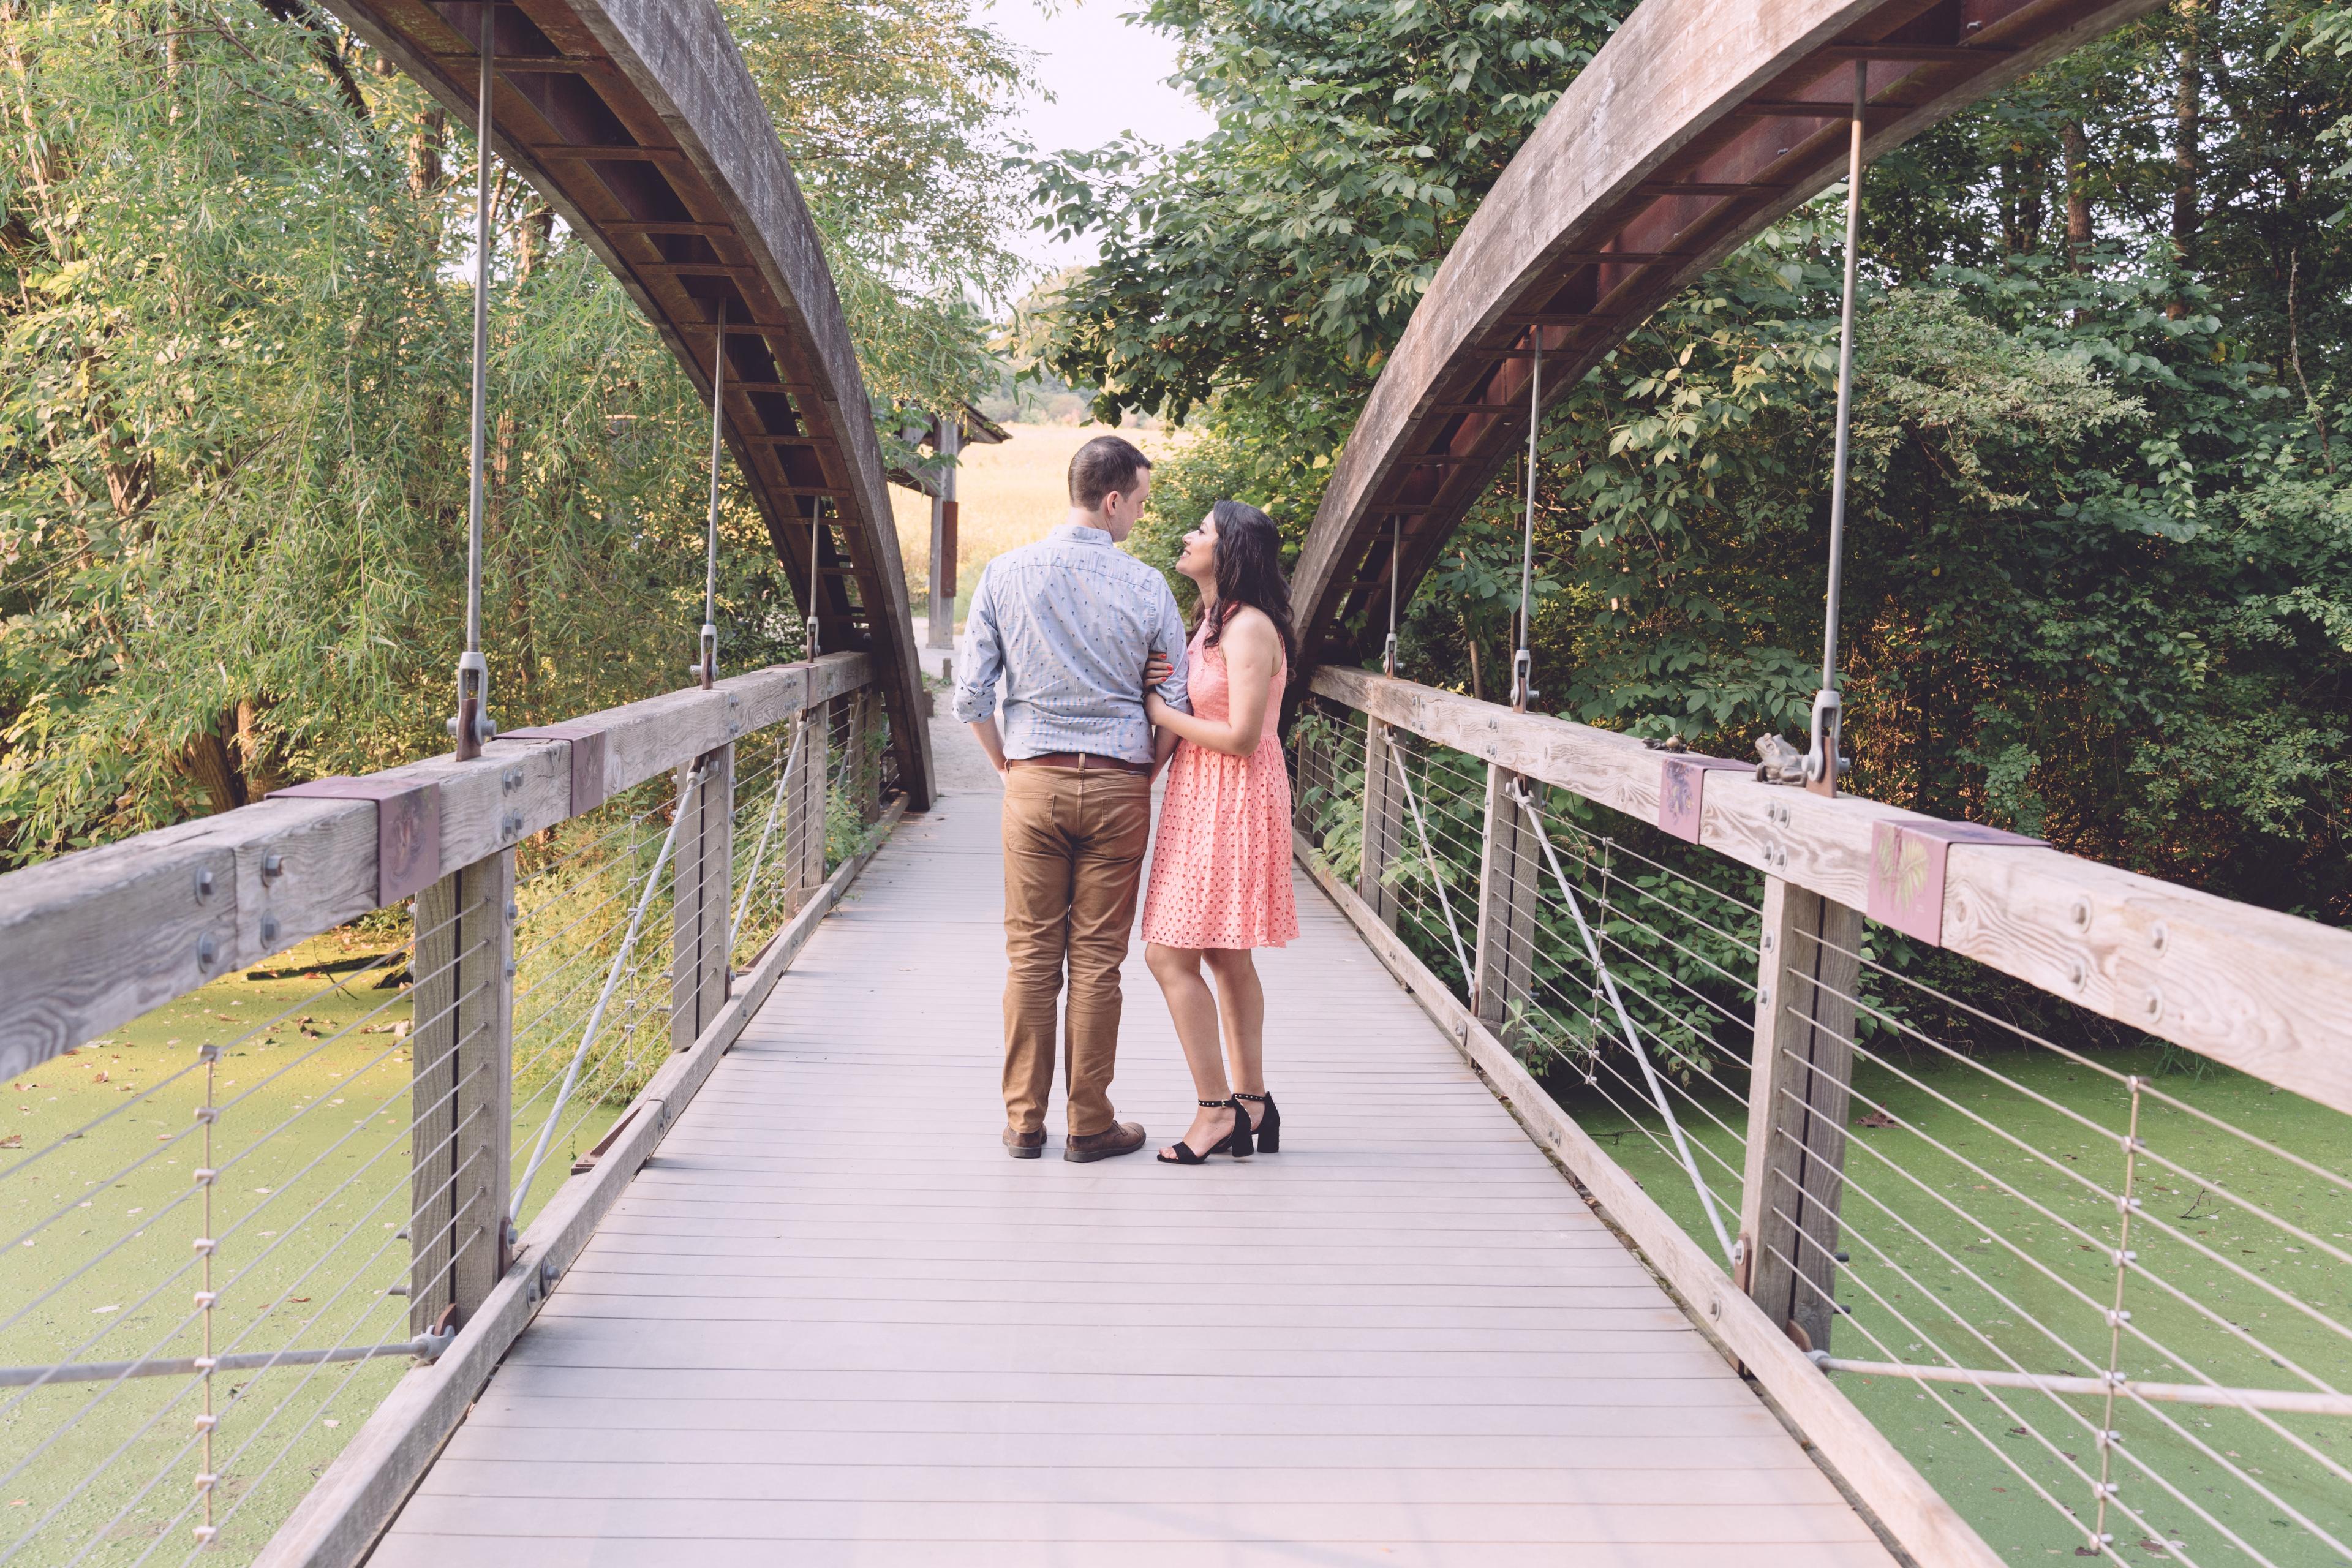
[1197,1098,1234,1109]
[1233,1091,1268,1102]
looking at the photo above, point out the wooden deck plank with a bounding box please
[458,1392,1798,1438]
[384,1493,1884,1543]
[375,719,1891,1564]
[368,1538,1898,1568]
[436,1427,1816,1468]
[408,1458,1849,1506]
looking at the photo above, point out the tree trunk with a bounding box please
[2169,0,2200,313]
[410,105,445,200]
[178,713,246,816]
[2062,121,2092,274]
[2016,149,2045,255]
[235,699,286,799]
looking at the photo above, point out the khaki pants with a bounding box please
[1000,763,1153,1137]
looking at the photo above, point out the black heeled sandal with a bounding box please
[1234,1090,1279,1153]
[1158,1098,1251,1164]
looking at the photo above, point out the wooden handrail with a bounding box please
[0,654,874,1080]
[1308,665,2352,1117]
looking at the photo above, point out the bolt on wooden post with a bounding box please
[1358,720,1406,930]
[1471,766,1540,1042]
[1738,874,1863,1353]
[409,849,514,1331]
[671,744,734,1053]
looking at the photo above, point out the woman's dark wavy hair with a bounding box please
[1200,499,1295,674]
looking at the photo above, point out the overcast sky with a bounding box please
[984,0,1215,273]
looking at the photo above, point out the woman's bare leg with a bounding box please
[1202,948,1266,1128]
[1144,941,1237,1156]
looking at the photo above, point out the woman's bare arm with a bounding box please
[1145,611,1278,756]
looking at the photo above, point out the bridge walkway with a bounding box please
[366,723,1890,1567]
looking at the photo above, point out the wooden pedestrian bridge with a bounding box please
[4,1,2350,1564]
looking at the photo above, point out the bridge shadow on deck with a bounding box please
[369,722,1889,1567]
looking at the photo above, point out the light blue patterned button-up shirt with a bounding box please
[952,524,1191,764]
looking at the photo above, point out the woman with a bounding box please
[1139,500,1298,1164]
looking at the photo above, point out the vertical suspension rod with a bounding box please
[451,5,497,760]
[699,300,728,690]
[1513,335,1541,711]
[1384,514,1400,676]
[1806,59,1868,793]
[1820,59,1865,691]
[806,505,823,661]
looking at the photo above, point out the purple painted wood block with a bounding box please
[496,720,610,816]
[268,777,443,906]
[1866,819,2045,946]
[1656,755,1751,843]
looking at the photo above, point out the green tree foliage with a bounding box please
[0,0,1031,865]
[1029,0,1632,442]
[1038,0,2352,924]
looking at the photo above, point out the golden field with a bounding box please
[891,422,1186,628]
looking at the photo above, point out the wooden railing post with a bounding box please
[1471,766,1540,1039]
[789,697,832,905]
[1738,874,1863,1353]
[671,744,734,1052]
[845,687,881,824]
[1359,720,1405,930]
[409,848,514,1332]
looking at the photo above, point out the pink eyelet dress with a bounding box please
[1140,621,1300,950]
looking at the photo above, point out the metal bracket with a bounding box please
[448,647,497,753]
[266,778,442,905]
[1800,687,1849,796]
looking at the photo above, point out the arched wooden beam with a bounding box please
[320,0,936,807]
[1293,0,2158,686]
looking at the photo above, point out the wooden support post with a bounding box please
[670,744,733,1053]
[788,699,832,906]
[845,687,880,824]
[1359,720,1405,930]
[1471,766,1540,1040]
[928,418,959,649]
[1738,874,1863,1354]
[409,848,514,1333]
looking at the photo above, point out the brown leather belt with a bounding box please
[1009,751,1152,775]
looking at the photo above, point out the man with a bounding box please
[954,435,1190,1162]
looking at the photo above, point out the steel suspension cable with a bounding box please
[1385,514,1400,675]
[1509,781,1733,1261]
[451,5,497,761]
[806,505,823,660]
[1804,59,1867,794]
[730,722,807,955]
[510,763,706,1223]
[699,298,728,690]
[1382,743,1473,984]
[1513,336,1540,711]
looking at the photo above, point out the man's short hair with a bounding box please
[1068,434,1153,510]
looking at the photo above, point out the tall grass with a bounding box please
[890,423,1189,625]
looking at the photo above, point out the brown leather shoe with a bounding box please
[1003,1126,1045,1160]
[1064,1121,1146,1163]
